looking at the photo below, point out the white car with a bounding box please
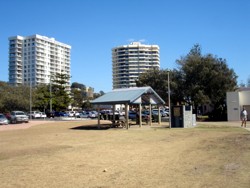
[68,111,75,117]
[39,112,47,118]
[75,111,80,117]
[28,111,41,119]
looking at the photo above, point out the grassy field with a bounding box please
[0,120,250,188]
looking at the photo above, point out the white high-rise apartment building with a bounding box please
[8,34,71,87]
[112,42,160,89]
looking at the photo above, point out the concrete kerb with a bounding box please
[53,117,90,121]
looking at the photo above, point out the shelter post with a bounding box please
[125,103,129,129]
[158,106,161,125]
[112,104,116,126]
[167,70,171,129]
[149,104,152,126]
[97,105,100,129]
[139,103,142,127]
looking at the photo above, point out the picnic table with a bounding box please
[110,115,126,128]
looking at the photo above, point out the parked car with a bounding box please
[67,111,75,117]
[39,112,47,118]
[75,111,80,117]
[77,111,96,118]
[89,111,97,118]
[91,111,99,117]
[100,110,112,115]
[164,110,169,117]
[111,111,149,123]
[46,111,55,118]
[129,111,137,120]
[4,113,11,121]
[152,109,168,117]
[141,111,150,122]
[54,111,69,117]
[108,110,123,116]
[77,112,88,118]
[0,113,8,125]
[10,111,29,124]
[28,111,41,119]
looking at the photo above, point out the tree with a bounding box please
[136,68,169,102]
[0,81,8,111]
[0,82,30,112]
[136,68,189,106]
[71,82,86,90]
[239,81,246,87]
[93,90,105,99]
[70,82,88,108]
[81,100,92,110]
[247,76,250,87]
[33,84,50,112]
[99,90,105,96]
[169,69,186,105]
[51,73,72,111]
[176,44,237,119]
[136,44,238,120]
[71,88,84,108]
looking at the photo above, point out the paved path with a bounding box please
[0,120,55,131]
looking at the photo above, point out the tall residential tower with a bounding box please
[112,42,160,89]
[8,34,71,87]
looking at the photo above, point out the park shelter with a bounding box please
[91,86,165,129]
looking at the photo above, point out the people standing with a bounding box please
[241,108,248,127]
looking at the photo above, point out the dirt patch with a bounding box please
[0,121,250,188]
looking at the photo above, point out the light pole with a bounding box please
[30,80,32,120]
[29,64,32,120]
[50,76,52,112]
[167,70,171,129]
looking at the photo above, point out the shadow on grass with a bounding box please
[70,124,111,130]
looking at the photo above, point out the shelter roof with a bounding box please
[91,86,165,105]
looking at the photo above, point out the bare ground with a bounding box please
[0,120,250,188]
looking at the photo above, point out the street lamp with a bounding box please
[30,80,32,120]
[50,76,52,112]
[29,65,32,120]
[167,70,171,129]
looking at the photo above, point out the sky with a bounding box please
[0,0,249,93]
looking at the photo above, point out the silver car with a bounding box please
[0,114,8,125]
[10,111,29,124]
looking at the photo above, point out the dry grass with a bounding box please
[0,120,250,188]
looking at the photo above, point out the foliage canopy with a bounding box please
[136,44,238,120]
